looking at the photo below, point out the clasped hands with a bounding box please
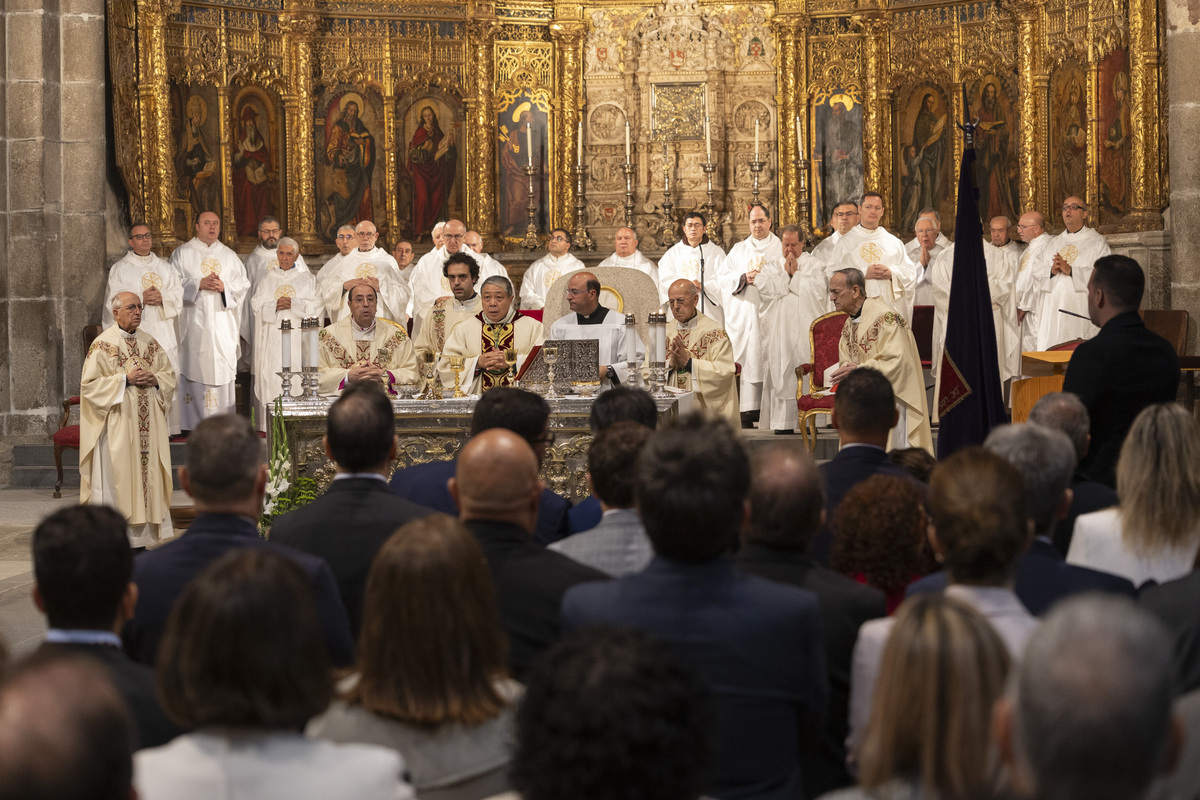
[126,368,158,388]
[865,263,892,281]
[198,274,225,293]
[1051,254,1072,277]
[666,334,689,370]
[348,360,386,383]
[478,348,508,372]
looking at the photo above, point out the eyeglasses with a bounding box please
[336,233,355,240]
[1062,204,1086,211]
[1016,223,1037,230]
[549,235,569,242]
[565,288,591,296]
[120,303,144,312]
[130,232,152,241]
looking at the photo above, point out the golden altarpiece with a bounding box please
[107,0,1167,259]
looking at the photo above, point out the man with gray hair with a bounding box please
[995,595,1181,800]
[1028,391,1118,554]
[441,274,544,392]
[904,208,950,306]
[906,422,1135,613]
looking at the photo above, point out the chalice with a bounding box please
[448,355,467,398]
[543,343,560,399]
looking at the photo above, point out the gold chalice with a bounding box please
[448,355,466,398]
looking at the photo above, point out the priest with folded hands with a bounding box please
[440,276,544,394]
[317,282,418,395]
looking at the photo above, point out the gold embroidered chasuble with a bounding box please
[317,316,419,395]
[646,311,740,428]
[440,312,544,394]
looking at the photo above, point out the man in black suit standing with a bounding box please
[812,367,913,565]
[122,414,354,667]
[270,381,430,638]
[32,505,182,749]
[448,428,606,679]
[735,446,886,799]
[1062,254,1180,488]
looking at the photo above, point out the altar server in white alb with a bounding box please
[240,216,309,370]
[812,200,860,312]
[830,191,918,320]
[171,211,250,429]
[520,228,585,311]
[317,220,408,326]
[549,271,645,390]
[408,219,506,337]
[757,224,828,433]
[250,238,322,429]
[598,227,663,302]
[81,292,177,548]
[103,223,184,433]
[989,216,1025,262]
[316,224,359,316]
[1015,211,1054,354]
[719,203,777,421]
[1034,196,1109,349]
[657,212,726,327]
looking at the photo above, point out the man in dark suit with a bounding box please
[813,367,913,565]
[907,423,1135,615]
[1027,391,1118,555]
[32,504,182,749]
[563,414,828,800]
[122,415,354,667]
[1062,254,1180,488]
[270,381,430,638]
[735,446,886,799]
[389,387,571,545]
[449,428,606,679]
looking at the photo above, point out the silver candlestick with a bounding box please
[621,161,636,226]
[572,164,596,251]
[701,160,721,246]
[749,157,766,204]
[521,163,540,251]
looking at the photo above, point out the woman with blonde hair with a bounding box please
[309,514,521,800]
[1068,402,1200,586]
[825,593,1011,800]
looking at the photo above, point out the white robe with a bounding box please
[241,246,310,369]
[80,325,177,548]
[645,312,739,428]
[171,237,250,426]
[720,234,779,412]
[831,225,919,321]
[999,240,1025,262]
[1015,232,1055,355]
[549,307,645,389]
[250,264,322,429]
[470,251,511,283]
[413,294,483,356]
[656,240,726,327]
[519,252,585,310]
[811,230,848,314]
[929,242,1020,393]
[1034,226,1108,349]
[757,252,827,431]
[317,247,408,326]
[596,251,664,303]
[408,246,507,337]
[103,251,184,433]
[904,233,951,307]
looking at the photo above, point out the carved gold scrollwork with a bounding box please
[853,13,891,221]
[552,22,586,231]
[468,18,500,245]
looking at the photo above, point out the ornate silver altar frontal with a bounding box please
[268,395,680,501]
[522,339,601,394]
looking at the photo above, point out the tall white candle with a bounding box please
[705,116,712,162]
[577,119,584,167]
[299,320,310,369]
[526,120,533,167]
[755,118,760,160]
[280,321,292,370]
[654,315,667,363]
[625,121,631,162]
[625,314,638,366]
[307,320,320,369]
[796,115,805,160]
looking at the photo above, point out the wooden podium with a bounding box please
[1011,351,1075,422]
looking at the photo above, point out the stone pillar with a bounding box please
[1166,0,1200,354]
[1,0,110,484]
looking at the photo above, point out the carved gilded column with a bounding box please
[1012,0,1045,212]
[467,18,500,246]
[216,24,235,247]
[1126,0,1163,227]
[136,0,182,250]
[280,9,321,254]
[552,21,586,231]
[382,35,400,243]
[773,15,806,227]
[854,13,893,226]
[1086,58,1101,212]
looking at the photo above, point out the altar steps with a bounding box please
[10,444,188,491]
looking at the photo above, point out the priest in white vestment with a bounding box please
[548,272,644,389]
[440,276,544,394]
[1034,197,1109,348]
[830,192,919,320]
[597,227,663,303]
[250,238,322,429]
[656,212,726,327]
[81,292,177,548]
[928,241,1020,397]
[240,216,309,371]
[317,220,408,326]
[392,238,416,292]
[904,210,951,307]
[408,219,506,337]
[465,230,512,283]
[171,211,250,429]
[103,223,184,433]
[719,204,777,420]
[648,280,739,428]
[413,252,484,355]
[990,216,1025,262]
[520,228,585,310]
[757,225,828,433]
[317,282,419,395]
[812,201,861,313]
[1015,211,1054,356]
[829,268,933,454]
[315,224,359,319]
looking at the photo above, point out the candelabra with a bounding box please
[701,161,721,246]
[621,161,636,226]
[658,141,677,248]
[748,157,766,204]
[793,155,814,246]
[520,163,540,251]
[276,319,295,402]
[648,311,671,399]
[571,164,596,251]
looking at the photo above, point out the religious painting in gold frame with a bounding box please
[169,83,223,241]
[896,83,953,236]
[230,86,285,245]
[1097,49,1132,225]
[811,87,864,230]
[496,89,550,240]
[1050,61,1088,211]
[968,73,1020,226]
[315,85,387,244]
[397,91,466,244]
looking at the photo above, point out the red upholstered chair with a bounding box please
[52,325,103,498]
[1048,338,1085,351]
[795,311,848,452]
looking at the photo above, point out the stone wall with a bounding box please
[0,0,108,486]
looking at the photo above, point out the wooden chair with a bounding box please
[51,325,103,497]
[1141,309,1189,356]
[795,311,848,452]
[910,305,935,370]
[1048,338,1085,352]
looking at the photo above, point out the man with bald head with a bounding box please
[317,219,408,325]
[449,427,606,678]
[408,219,506,337]
[464,229,512,284]
[171,210,250,428]
[1015,210,1053,354]
[651,279,739,427]
[1033,196,1110,348]
[597,226,664,302]
[317,281,419,395]
[549,271,644,389]
[990,215,1024,261]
